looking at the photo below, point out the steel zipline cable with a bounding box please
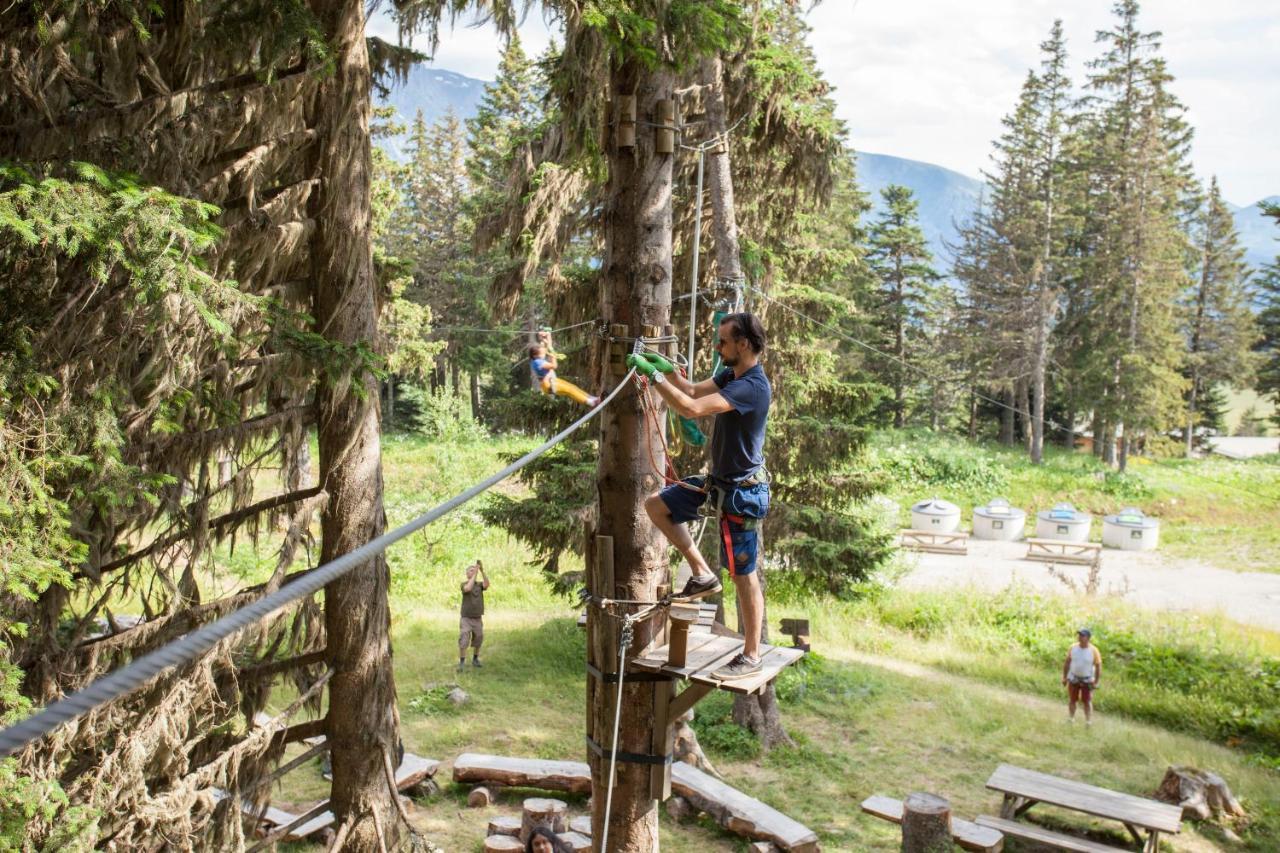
[0,367,639,759]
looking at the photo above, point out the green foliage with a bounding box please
[406,684,464,718]
[401,386,489,443]
[0,758,98,853]
[864,437,1009,493]
[851,587,1280,762]
[688,692,761,761]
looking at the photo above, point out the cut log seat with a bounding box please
[975,816,1130,852]
[860,795,1003,852]
[452,753,591,795]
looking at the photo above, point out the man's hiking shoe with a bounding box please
[472,657,482,668]
[672,573,721,602]
[456,661,466,673]
[713,653,762,681]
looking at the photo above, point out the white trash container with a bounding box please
[1035,502,1092,543]
[972,498,1026,541]
[1102,507,1160,551]
[910,497,961,533]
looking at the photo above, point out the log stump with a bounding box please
[469,786,494,808]
[484,836,524,852]
[1156,766,1245,821]
[665,795,695,822]
[569,815,592,837]
[560,831,592,851]
[521,797,568,842]
[901,792,952,853]
[487,816,522,837]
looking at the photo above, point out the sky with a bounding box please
[367,1,1279,205]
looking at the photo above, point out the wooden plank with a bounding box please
[975,816,1130,852]
[859,796,1004,852]
[452,753,592,795]
[985,764,1181,834]
[282,752,438,840]
[631,631,719,673]
[672,762,818,852]
[689,645,805,695]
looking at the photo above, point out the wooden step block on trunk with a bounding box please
[453,753,591,795]
[860,795,1003,852]
[568,815,592,836]
[468,786,494,808]
[671,762,819,852]
[975,816,1129,852]
[521,797,568,842]
[487,816,521,837]
[559,831,591,851]
[484,836,524,852]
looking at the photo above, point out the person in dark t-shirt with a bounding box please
[627,313,772,682]
[458,561,489,671]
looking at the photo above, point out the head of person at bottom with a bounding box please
[529,343,545,360]
[526,825,571,853]
[716,311,766,369]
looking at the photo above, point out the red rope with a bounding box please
[636,376,704,494]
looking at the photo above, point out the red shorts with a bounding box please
[1068,680,1094,703]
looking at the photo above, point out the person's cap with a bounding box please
[1077,627,1092,638]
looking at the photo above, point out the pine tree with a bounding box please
[866,185,939,427]
[1251,202,1280,431]
[1181,176,1258,453]
[1075,0,1194,470]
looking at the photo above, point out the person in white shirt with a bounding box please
[1062,628,1103,724]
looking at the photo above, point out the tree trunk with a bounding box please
[585,57,675,853]
[1030,314,1049,464]
[1017,376,1032,453]
[470,371,481,420]
[1185,375,1199,457]
[701,55,743,285]
[699,54,790,749]
[451,353,462,398]
[967,390,978,441]
[999,387,1015,446]
[1092,412,1104,458]
[1155,766,1246,821]
[1062,404,1076,449]
[901,793,952,853]
[309,0,399,848]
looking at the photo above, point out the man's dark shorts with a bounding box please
[1067,678,1094,703]
[659,476,770,576]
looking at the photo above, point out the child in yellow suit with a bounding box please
[529,343,599,408]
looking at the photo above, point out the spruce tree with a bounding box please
[866,184,939,428]
[1075,0,1194,469]
[1254,202,1280,428]
[1182,176,1258,453]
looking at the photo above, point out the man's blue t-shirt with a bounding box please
[710,364,771,484]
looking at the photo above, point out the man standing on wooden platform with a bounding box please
[629,312,772,681]
[1062,628,1102,725]
[459,561,489,672]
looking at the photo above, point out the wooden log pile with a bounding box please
[480,796,591,852]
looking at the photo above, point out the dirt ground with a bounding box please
[897,538,1280,633]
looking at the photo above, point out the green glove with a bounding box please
[641,352,676,374]
[626,354,657,377]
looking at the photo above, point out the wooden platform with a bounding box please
[1024,538,1101,567]
[630,631,805,696]
[901,528,970,555]
[860,795,1003,852]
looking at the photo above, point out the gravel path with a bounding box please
[897,538,1280,633]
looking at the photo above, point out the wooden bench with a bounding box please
[860,795,1003,852]
[901,529,969,555]
[975,816,1130,852]
[1024,538,1101,567]
[453,753,592,795]
[452,754,817,851]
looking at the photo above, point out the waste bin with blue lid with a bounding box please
[1034,502,1092,543]
[972,497,1026,541]
[1102,506,1160,551]
[910,497,961,533]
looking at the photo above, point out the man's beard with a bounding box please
[722,353,738,367]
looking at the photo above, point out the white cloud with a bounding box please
[806,0,1279,204]
[368,1,1277,204]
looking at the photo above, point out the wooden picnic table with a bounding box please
[985,764,1181,852]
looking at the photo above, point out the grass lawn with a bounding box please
[251,432,1279,851]
[865,430,1280,573]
